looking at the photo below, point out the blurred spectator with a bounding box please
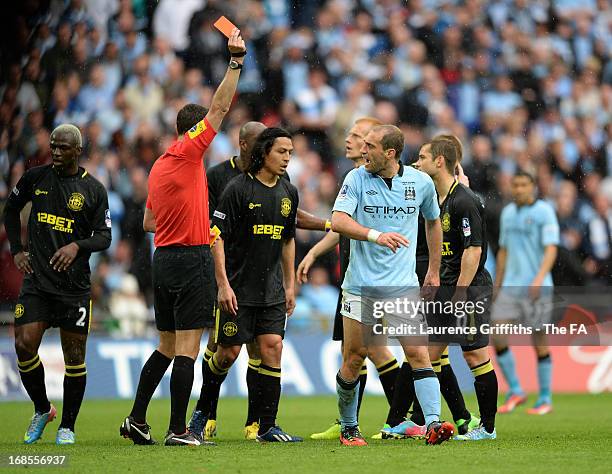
[77,65,115,120]
[124,55,163,127]
[300,267,339,319]
[585,194,612,284]
[292,66,339,161]
[109,273,151,338]
[152,0,203,53]
[0,64,41,118]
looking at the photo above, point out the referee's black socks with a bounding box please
[257,364,281,435]
[169,355,195,435]
[60,363,87,431]
[471,359,498,433]
[196,352,228,417]
[17,354,51,414]
[130,350,172,424]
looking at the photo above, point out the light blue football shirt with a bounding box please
[499,199,560,287]
[332,163,439,296]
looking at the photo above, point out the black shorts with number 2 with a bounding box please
[216,303,287,345]
[14,278,92,335]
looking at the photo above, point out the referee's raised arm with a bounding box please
[204,28,246,132]
[125,27,248,448]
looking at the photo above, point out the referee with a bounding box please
[120,28,246,447]
[4,124,111,445]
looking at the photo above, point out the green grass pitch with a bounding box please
[0,394,611,473]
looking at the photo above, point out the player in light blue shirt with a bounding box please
[330,124,454,446]
[334,159,440,295]
[492,171,560,415]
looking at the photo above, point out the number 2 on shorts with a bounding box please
[76,307,87,327]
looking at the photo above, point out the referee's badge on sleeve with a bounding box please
[187,120,207,139]
[213,210,226,220]
[105,209,112,228]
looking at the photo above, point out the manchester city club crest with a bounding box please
[281,197,292,217]
[404,183,416,200]
[68,192,85,211]
[442,212,451,232]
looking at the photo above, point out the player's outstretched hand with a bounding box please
[296,252,315,284]
[14,251,33,274]
[228,28,246,55]
[50,242,79,272]
[218,284,238,316]
[376,232,409,253]
[285,288,296,316]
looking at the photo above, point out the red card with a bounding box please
[214,16,237,38]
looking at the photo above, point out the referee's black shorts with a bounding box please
[153,245,215,331]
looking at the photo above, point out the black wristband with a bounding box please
[231,51,247,58]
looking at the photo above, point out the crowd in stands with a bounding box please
[0,0,610,335]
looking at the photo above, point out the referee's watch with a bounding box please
[229,60,243,70]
